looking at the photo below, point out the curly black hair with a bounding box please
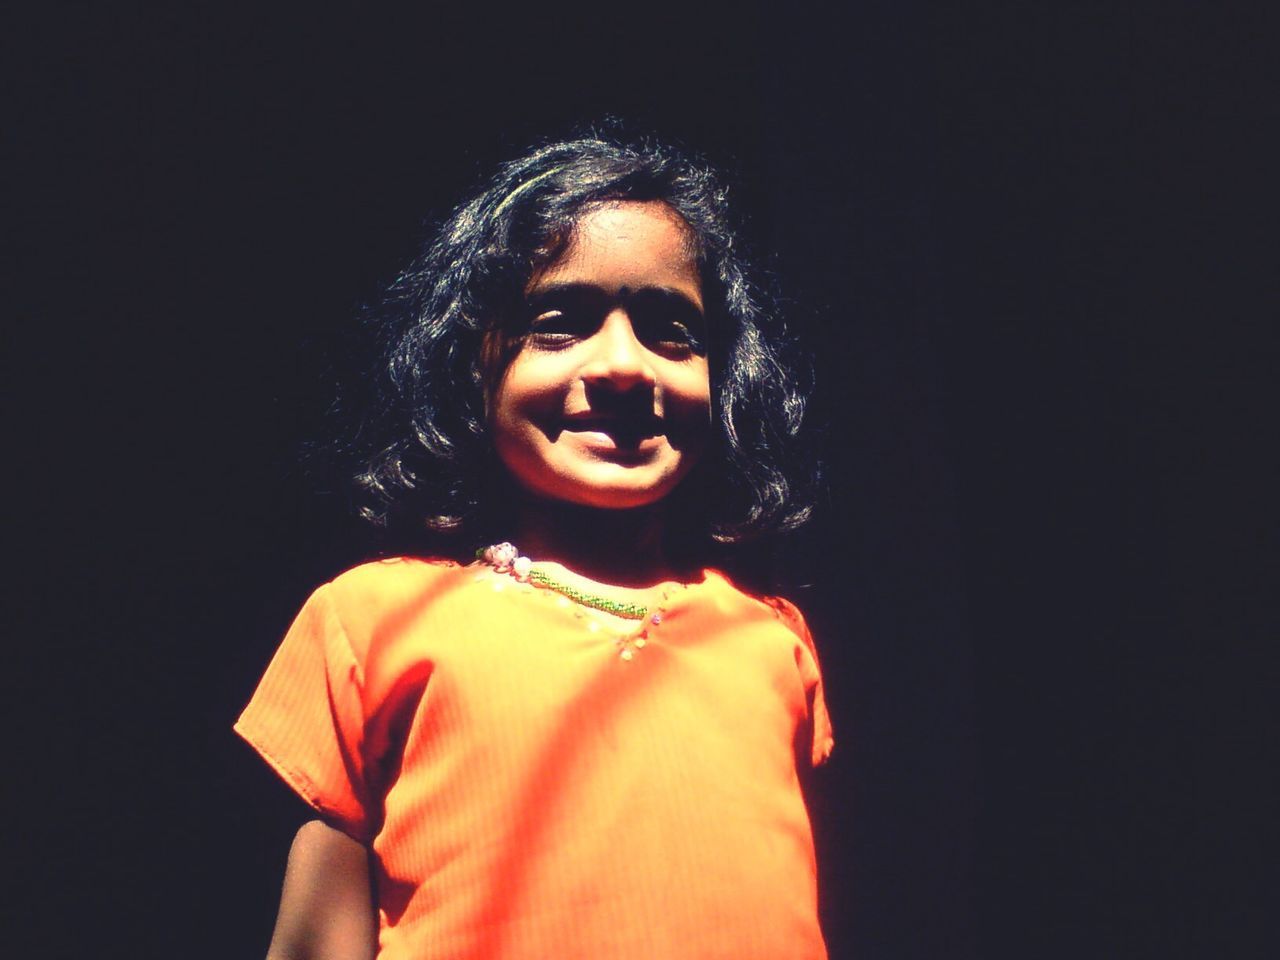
[343,133,813,558]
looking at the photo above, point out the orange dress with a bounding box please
[236,558,833,960]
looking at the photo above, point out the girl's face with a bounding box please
[489,200,712,511]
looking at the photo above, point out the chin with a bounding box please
[529,468,686,512]
[544,484,673,512]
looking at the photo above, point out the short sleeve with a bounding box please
[234,584,374,839]
[769,597,835,767]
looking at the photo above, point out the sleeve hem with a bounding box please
[812,734,835,767]
[766,595,836,769]
[233,719,372,842]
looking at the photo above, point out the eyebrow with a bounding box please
[525,282,705,315]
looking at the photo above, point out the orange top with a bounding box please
[236,558,833,960]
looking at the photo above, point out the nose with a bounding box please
[579,310,657,394]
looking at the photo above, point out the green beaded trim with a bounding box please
[526,569,649,619]
[476,544,652,620]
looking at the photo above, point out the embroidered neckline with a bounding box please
[475,542,695,661]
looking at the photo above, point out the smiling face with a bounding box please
[488,201,712,511]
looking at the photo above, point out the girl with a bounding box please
[237,134,833,960]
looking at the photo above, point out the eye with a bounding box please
[629,294,707,355]
[638,317,697,348]
[527,307,597,344]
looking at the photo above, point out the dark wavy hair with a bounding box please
[343,133,813,558]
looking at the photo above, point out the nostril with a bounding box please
[582,376,654,403]
[586,367,655,386]
[583,379,657,410]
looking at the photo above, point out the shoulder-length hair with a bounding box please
[344,133,813,557]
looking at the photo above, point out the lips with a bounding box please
[561,414,663,444]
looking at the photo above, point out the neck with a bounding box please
[508,498,678,588]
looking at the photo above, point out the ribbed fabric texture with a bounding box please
[236,558,833,960]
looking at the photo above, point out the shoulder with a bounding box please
[698,569,814,640]
[326,555,467,590]
[760,595,811,639]
[321,557,474,624]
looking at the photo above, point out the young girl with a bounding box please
[237,134,833,960]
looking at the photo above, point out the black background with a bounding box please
[7,3,1275,958]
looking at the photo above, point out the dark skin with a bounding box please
[265,204,714,955]
[265,821,376,960]
[509,496,686,586]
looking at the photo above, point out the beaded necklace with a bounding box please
[476,542,650,619]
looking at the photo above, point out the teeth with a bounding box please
[564,419,662,437]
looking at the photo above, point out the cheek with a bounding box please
[488,380,545,489]
[656,368,712,460]
[669,363,713,421]
[489,355,572,438]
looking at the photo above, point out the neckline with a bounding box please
[471,560,717,622]
[474,542,710,614]
[525,559,706,606]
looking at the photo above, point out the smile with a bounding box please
[561,416,663,442]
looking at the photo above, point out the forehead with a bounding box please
[528,200,701,302]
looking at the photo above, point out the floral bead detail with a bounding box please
[512,555,533,582]
[484,542,519,572]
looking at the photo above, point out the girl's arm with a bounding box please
[265,820,377,960]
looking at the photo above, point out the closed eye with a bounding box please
[628,291,706,355]
[527,307,597,344]
[636,318,698,352]
[522,284,707,355]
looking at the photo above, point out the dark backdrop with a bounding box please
[8,3,1273,958]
